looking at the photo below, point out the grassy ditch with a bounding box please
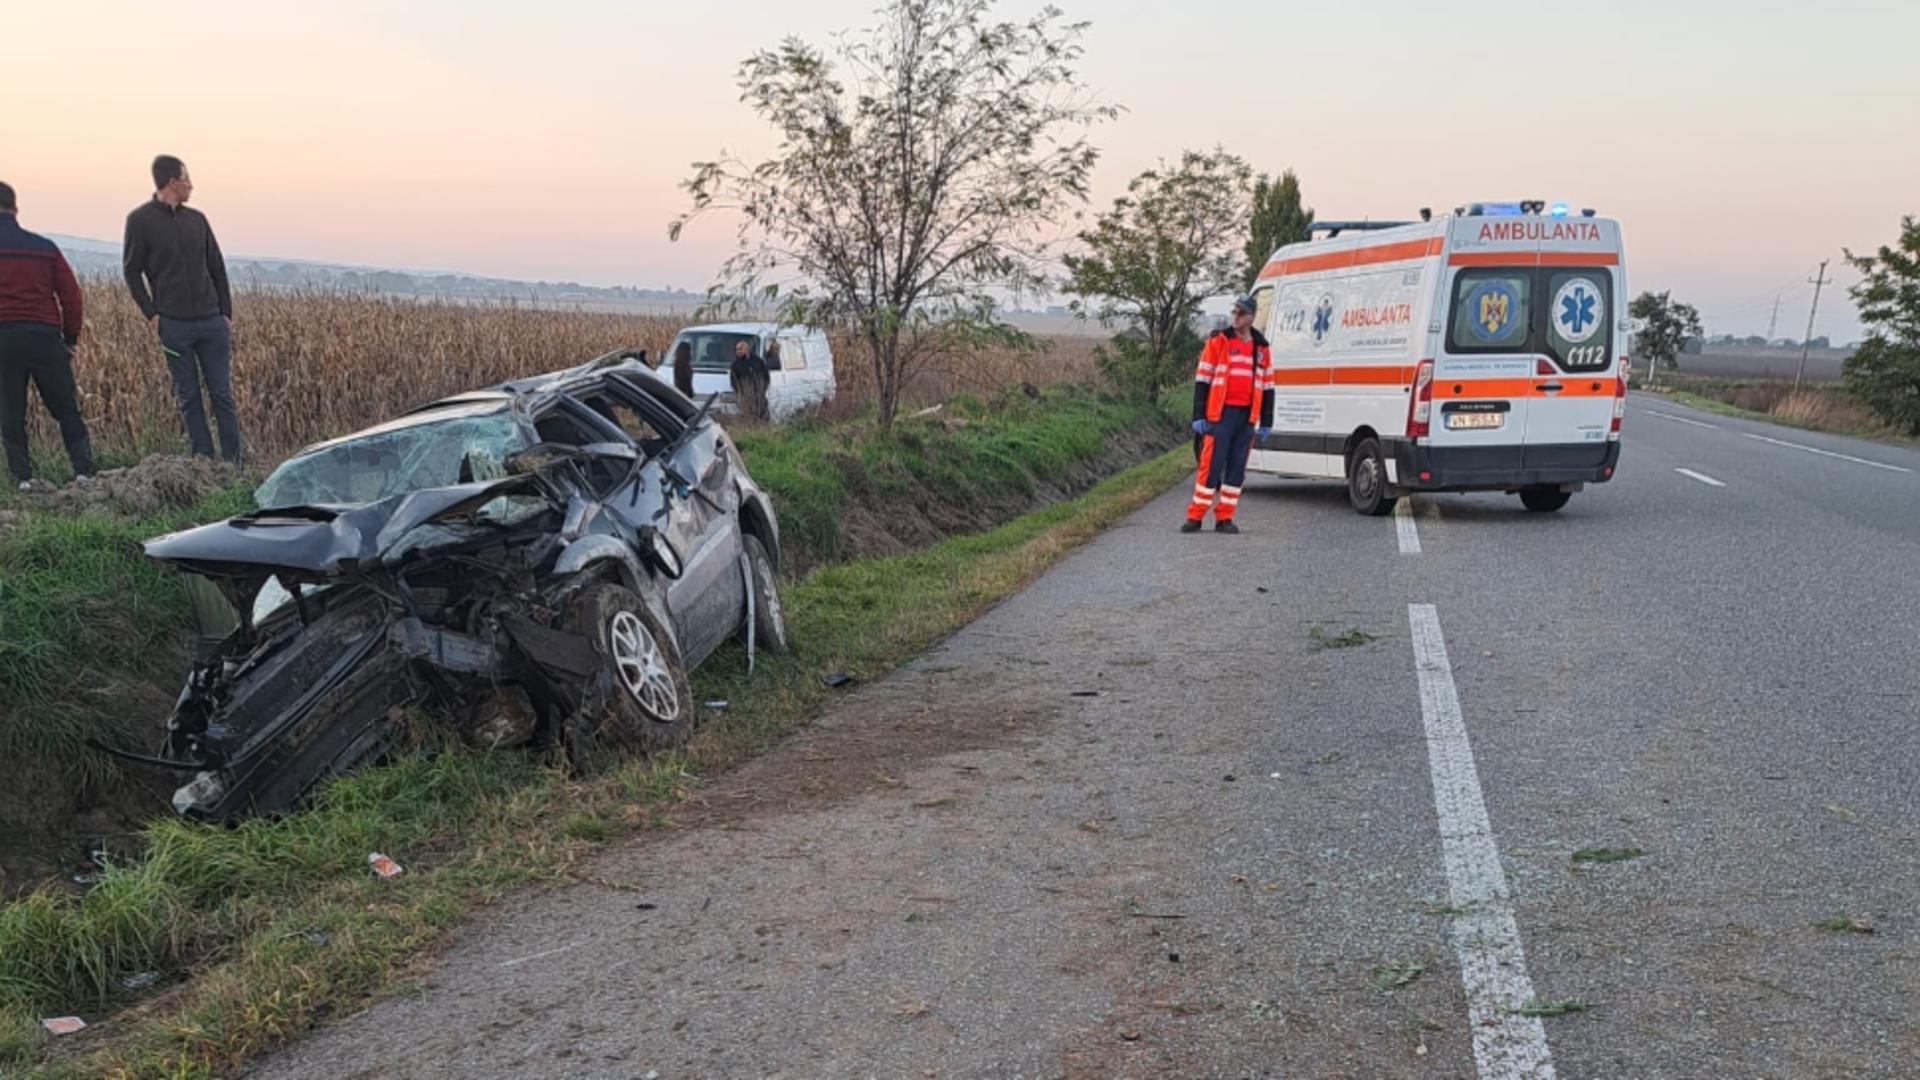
[0,446,1190,1078]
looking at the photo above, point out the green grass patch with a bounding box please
[735,387,1174,569]
[0,446,1191,1078]
[0,484,257,786]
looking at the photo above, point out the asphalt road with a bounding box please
[250,398,1918,1079]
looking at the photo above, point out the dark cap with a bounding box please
[1232,295,1258,316]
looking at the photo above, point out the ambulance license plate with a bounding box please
[1446,412,1505,430]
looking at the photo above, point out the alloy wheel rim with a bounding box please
[608,610,679,722]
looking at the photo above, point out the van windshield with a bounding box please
[1447,267,1613,372]
[675,331,762,373]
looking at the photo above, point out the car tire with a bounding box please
[563,583,694,768]
[1347,437,1398,517]
[741,534,789,655]
[1519,487,1573,513]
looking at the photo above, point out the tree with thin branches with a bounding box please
[1061,149,1253,399]
[670,0,1117,430]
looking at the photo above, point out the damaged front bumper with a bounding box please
[114,478,617,823]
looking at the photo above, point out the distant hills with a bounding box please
[49,234,702,309]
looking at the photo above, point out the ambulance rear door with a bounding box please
[1525,220,1623,469]
[1433,255,1534,462]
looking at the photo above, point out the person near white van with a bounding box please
[1182,295,1276,534]
[663,323,836,420]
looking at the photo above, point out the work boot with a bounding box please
[1179,518,1203,533]
[1215,520,1240,535]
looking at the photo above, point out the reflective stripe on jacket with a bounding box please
[1191,329,1274,427]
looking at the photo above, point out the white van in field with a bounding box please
[665,322,837,419]
[1248,201,1627,514]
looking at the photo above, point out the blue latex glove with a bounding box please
[1256,426,1271,440]
[1191,419,1212,435]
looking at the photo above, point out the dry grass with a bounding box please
[1654,375,1898,442]
[24,281,1103,464]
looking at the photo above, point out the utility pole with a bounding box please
[1766,295,1781,342]
[1794,261,1831,391]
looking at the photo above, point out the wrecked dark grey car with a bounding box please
[118,354,788,823]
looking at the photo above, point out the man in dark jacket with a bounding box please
[124,155,242,462]
[729,338,771,422]
[0,181,95,490]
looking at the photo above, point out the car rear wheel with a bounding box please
[741,534,789,655]
[1346,437,1397,517]
[563,583,693,768]
[1519,487,1573,513]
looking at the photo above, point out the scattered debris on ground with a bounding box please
[1813,915,1874,934]
[1571,846,1645,864]
[1309,626,1377,649]
[1514,998,1591,1017]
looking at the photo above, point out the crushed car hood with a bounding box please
[144,477,541,580]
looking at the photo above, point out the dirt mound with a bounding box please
[8,455,241,523]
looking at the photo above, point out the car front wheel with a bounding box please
[564,583,694,768]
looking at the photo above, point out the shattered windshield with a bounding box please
[255,406,528,509]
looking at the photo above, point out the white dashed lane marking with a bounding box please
[1409,604,1556,1079]
[1395,498,1421,555]
[1675,468,1726,488]
[1643,409,1721,430]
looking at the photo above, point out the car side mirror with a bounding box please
[504,442,585,476]
[764,349,783,371]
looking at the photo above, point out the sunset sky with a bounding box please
[7,0,1917,339]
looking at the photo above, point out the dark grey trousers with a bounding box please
[159,315,242,462]
[0,325,94,484]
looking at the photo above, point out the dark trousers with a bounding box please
[160,315,242,462]
[1187,405,1254,522]
[0,325,94,484]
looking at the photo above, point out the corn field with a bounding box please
[27,280,1103,465]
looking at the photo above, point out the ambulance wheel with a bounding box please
[1346,438,1397,517]
[1519,487,1572,513]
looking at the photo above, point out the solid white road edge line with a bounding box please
[1643,409,1721,430]
[1395,498,1422,554]
[1409,604,1556,1080]
[1675,468,1727,488]
[1741,431,1913,474]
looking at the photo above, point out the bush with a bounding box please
[1843,216,1920,435]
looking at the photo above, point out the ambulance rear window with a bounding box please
[1449,271,1531,354]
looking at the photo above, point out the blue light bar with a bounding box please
[1549,202,1570,217]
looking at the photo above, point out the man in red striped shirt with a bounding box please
[1183,295,1273,534]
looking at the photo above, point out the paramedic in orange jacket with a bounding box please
[1183,295,1274,534]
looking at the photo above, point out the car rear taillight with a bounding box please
[1610,373,1627,438]
[1408,360,1435,440]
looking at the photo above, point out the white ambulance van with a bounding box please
[1248,201,1626,515]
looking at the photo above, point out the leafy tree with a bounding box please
[1243,169,1313,290]
[1629,290,1702,384]
[1842,216,1920,435]
[670,0,1117,430]
[1061,149,1253,398]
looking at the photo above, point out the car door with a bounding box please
[601,375,745,666]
